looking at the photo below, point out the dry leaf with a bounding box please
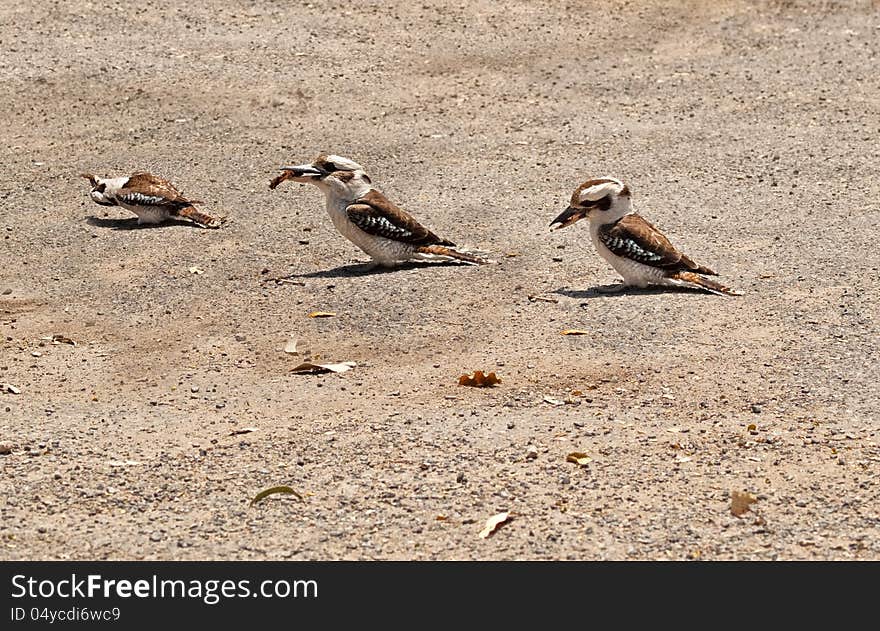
[561,329,589,336]
[291,361,356,374]
[308,311,336,318]
[566,452,593,466]
[2,383,21,394]
[747,423,757,432]
[730,490,758,517]
[435,515,448,521]
[458,371,501,387]
[229,427,258,436]
[188,266,204,275]
[51,334,76,346]
[283,338,301,355]
[478,512,511,538]
[250,485,303,507]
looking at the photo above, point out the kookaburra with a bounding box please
[81,172,222,228]
[550,177,739,296]
[269,154,488,266]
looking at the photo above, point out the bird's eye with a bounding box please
[95,183,106,193]
[323,162,336,172]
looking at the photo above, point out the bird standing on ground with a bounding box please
[270,154,488,267]
[81,172,222,228]
[550,177,740,296]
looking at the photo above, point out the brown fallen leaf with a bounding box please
[291,361,356,374]
[747,423,757,432]
[308,311,336,318]
[458,370,501,387]
[730,490,757,517]
[561,329,589,336]
[250,485,304,507]
[566,452,593,466]
[478,512,511,538]
[229,427,258,436]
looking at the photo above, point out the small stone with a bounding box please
[190,386,200,393]
[751,404,763,414]
[234,334,246,342]
[559,475,571,486]
[0,442,13,455]
[507,421,515,429]
[525,445,539,460]
[456,472,467,484]
[1,288,11,295]
[149,531,164,542]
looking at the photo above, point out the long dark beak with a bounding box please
[549,205,588,231]
[280,164,325,178]
[269,163,326,189]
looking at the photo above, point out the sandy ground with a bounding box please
[1,0,878,560]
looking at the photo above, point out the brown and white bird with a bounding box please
[81,172,222,228]
[269,154,488,266]
[550,177,739,296]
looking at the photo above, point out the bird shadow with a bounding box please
[290,260,469,279]
[554,284,709,300]
[85,217,202,230]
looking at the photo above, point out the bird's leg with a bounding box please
[596,283,627,294]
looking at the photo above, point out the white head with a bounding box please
[550,176,632,230]
[270,154,373,199]
[81,173,127,206]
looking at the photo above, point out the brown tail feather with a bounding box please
[417,245,487,265]
[269,172,293,190]
[671,271,741,296]
[177,205,222,229]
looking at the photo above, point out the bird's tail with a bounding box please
[416,245,492,265]
[177,205,223,229]
[670,271,741,296]
[269,172,293,190]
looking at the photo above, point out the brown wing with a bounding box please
[345,190,453,246]
[599,214,716,275]
[115,172,193,209]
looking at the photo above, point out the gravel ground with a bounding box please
[1,0,878,560]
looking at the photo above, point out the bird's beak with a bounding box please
[550,206,588,231]
[269,163,326,189]
[80,173,98,187]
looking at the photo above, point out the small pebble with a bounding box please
[751,404,763,414]
[149,531,164,542]
[525,445,539,460]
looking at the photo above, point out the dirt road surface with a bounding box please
[1,0,878,560]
